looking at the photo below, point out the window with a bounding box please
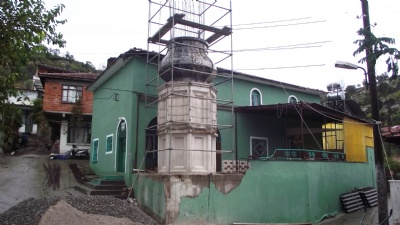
[250,88,262,106]
[250,137,268,158]
[62,85,82,103]
[106,134,113,153]
[67,124,91,144]
[288,95,298,104]
[92,138,99,163]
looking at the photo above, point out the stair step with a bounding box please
[90,178,125,185]
[99,175,125,181]
[84,181,127,190]
[75,185,128,196]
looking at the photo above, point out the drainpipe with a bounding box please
[134,94,139,169]
[300,103,304,149]
[235,110,238,173]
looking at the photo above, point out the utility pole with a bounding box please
[360,0,388,224]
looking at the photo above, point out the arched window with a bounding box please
[250,88,262,106]
[288,95,298,104]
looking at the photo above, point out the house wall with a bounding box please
[344,117,373,162]
[136,148,376,224]
[235,112,286,159]
[42,80,93,114]
[58,120,90,153]
[90,57,158,182]
[214,76,322,106]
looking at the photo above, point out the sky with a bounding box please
[43,0,400,91]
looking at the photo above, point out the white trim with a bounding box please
[250,88,262,106]
[92,138,99,163]
[105,134,113,154]
[250,136,269,157]
[288,95,299,103]
[114,117,128,172]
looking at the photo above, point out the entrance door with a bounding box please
[145,118,158,170]
[117,121,126,172]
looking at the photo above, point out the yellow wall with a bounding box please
[343,117,373,162]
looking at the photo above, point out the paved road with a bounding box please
[316,197,395,225]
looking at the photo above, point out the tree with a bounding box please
[0,0,66,153]
[353,28,400,78]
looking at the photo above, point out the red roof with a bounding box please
[39,72,98,81]
[381,125,400,144]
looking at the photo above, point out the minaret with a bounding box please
[157,1,218,174]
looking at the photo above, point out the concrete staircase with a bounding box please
[75,175,130,199]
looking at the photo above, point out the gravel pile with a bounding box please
[0,196,160,225]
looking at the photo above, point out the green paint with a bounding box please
[90,57,158,183]
[135,149,375,224]
[135,175,166,223]
[214,76,321,106]
[90,56,324,186]
[175,148,376,224]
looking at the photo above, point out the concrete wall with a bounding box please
[136,148,376,224]
[214,76,322,106]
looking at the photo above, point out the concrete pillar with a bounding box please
[389,180,400,225]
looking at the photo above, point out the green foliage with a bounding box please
[0,104,23,152]
[34,50,99,73]
[0,0,66,152]
[345,85,356,99]
[385,157,400,173]
[346,75,400,126]
[70,100,83,127]
[30,98,50,143]
[353,28,400,78]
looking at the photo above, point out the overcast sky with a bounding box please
[44,0,400,91]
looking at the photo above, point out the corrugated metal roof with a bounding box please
[235,102,370,123]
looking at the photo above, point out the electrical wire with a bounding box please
[278,82,324,152]
[233,20,327,31]
[235,64,325,71]
[377,121,395,180]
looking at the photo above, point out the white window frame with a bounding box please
[92,138,99,163]
[62,84,82,103]
[250,88,262,106]
[250,136,269,157]
[288,95,299,104]
[106,134,113,154]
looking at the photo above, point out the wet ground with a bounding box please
[0,154,88,213]
[0,141,398,224]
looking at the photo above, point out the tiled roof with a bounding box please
[36,63,78,73]
[39,72,98,81]
[381,125,400,144]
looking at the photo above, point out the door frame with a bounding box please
[115,118,128,172]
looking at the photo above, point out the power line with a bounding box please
[235,64,325,71]
[227,20,327,31]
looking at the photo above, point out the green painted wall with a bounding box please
[217,110,235,161]
[90,57,158,183]
[90,57,324,185]
[135,175,166,222]
[136,148,376,224]
[235,112,287,159]
[214,76,321,106]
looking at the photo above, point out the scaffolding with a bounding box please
[145,0,234,173]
